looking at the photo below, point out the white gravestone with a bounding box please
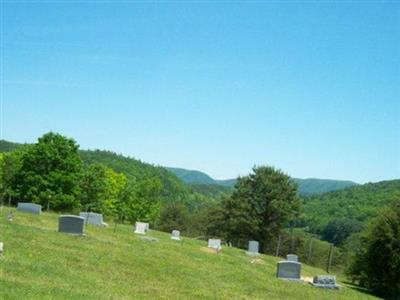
[246,240,260,256]
[0,242,3,256]
[171,230,181,241]
[79,212,108,227]
[58,215,85,235]
[276,261,302,280]
[17,202,42,214]
[286,254,299,262]
[134,222,148,234]
[208,239,222,251]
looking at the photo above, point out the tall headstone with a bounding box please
[17,202,42,214]
[58,215,85,235]
[286,254,299,262]
[79,212,108,227]
[171,230,181,241]
[276,261,302,280]
[208,239,222,250]
[134,222,147,234]
[247,240,260,256]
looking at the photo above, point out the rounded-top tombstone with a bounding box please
[58,215,85,235]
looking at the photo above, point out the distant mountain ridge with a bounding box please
[167,167,358,195]
[0,140,358,196]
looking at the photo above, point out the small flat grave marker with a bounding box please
[58,215,85,235]
[17,202,42,214]
[312,275,340,289]
[79,212,108,227]
[276,261,302,281]
[286,254,299,262]
[247,240,260,256]
[171,230,181,241]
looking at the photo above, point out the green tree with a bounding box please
[322,218,364,246]
[0,151,24,203]
[80,162,127,214]
[14,132,84,211]
[217,166,300,250]
[156,202,190,233]
[347,200,400,299]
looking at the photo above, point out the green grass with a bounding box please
[0,208,379,299]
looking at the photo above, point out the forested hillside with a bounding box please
[167,167,358,195]
[302,180,400,234]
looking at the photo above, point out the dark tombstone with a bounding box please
[17,202,42,214]
[58,215,85,235]
[276,261,302,280]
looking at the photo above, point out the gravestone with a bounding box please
[58,215,85,235]
[286,254,299,262]
[276,261,302,280]
[312,275,340,289]
[171,230,181,241]
[247,240,260,256]
[0,242,3,256]
[79,212,108,227]
[134,222,148,234]
[208,239,222,250]
[17,202,42,214]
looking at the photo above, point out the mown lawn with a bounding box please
[0,207,379,299]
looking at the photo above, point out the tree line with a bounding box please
[0,132,398,299]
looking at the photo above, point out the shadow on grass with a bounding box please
[343,280,380,299]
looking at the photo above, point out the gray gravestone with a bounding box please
[276,261,301,280]
[208,239,221,250]
[171,230,181,241]
[312,275,340,289]
[17,202,42,214]
[58,215,85,235]
[79,212,108,227]
[247,240,260,256]
[286,254,299,262]
[134,222,147,234]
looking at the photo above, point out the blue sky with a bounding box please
[1,2,399,183]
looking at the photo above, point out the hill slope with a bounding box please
[0,207,377,300]
[303,179,400,232]
[167,167,358,195]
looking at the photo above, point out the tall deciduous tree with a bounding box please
[14,132,84,211]
[347,200,400,299]
[217,166,300,250]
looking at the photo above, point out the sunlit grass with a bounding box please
[0,207,378,299]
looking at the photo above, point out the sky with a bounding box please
[1,1,399,183]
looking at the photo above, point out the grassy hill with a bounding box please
[167,167,358,195]
[0,207,377,300]
[303,179,400,232]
